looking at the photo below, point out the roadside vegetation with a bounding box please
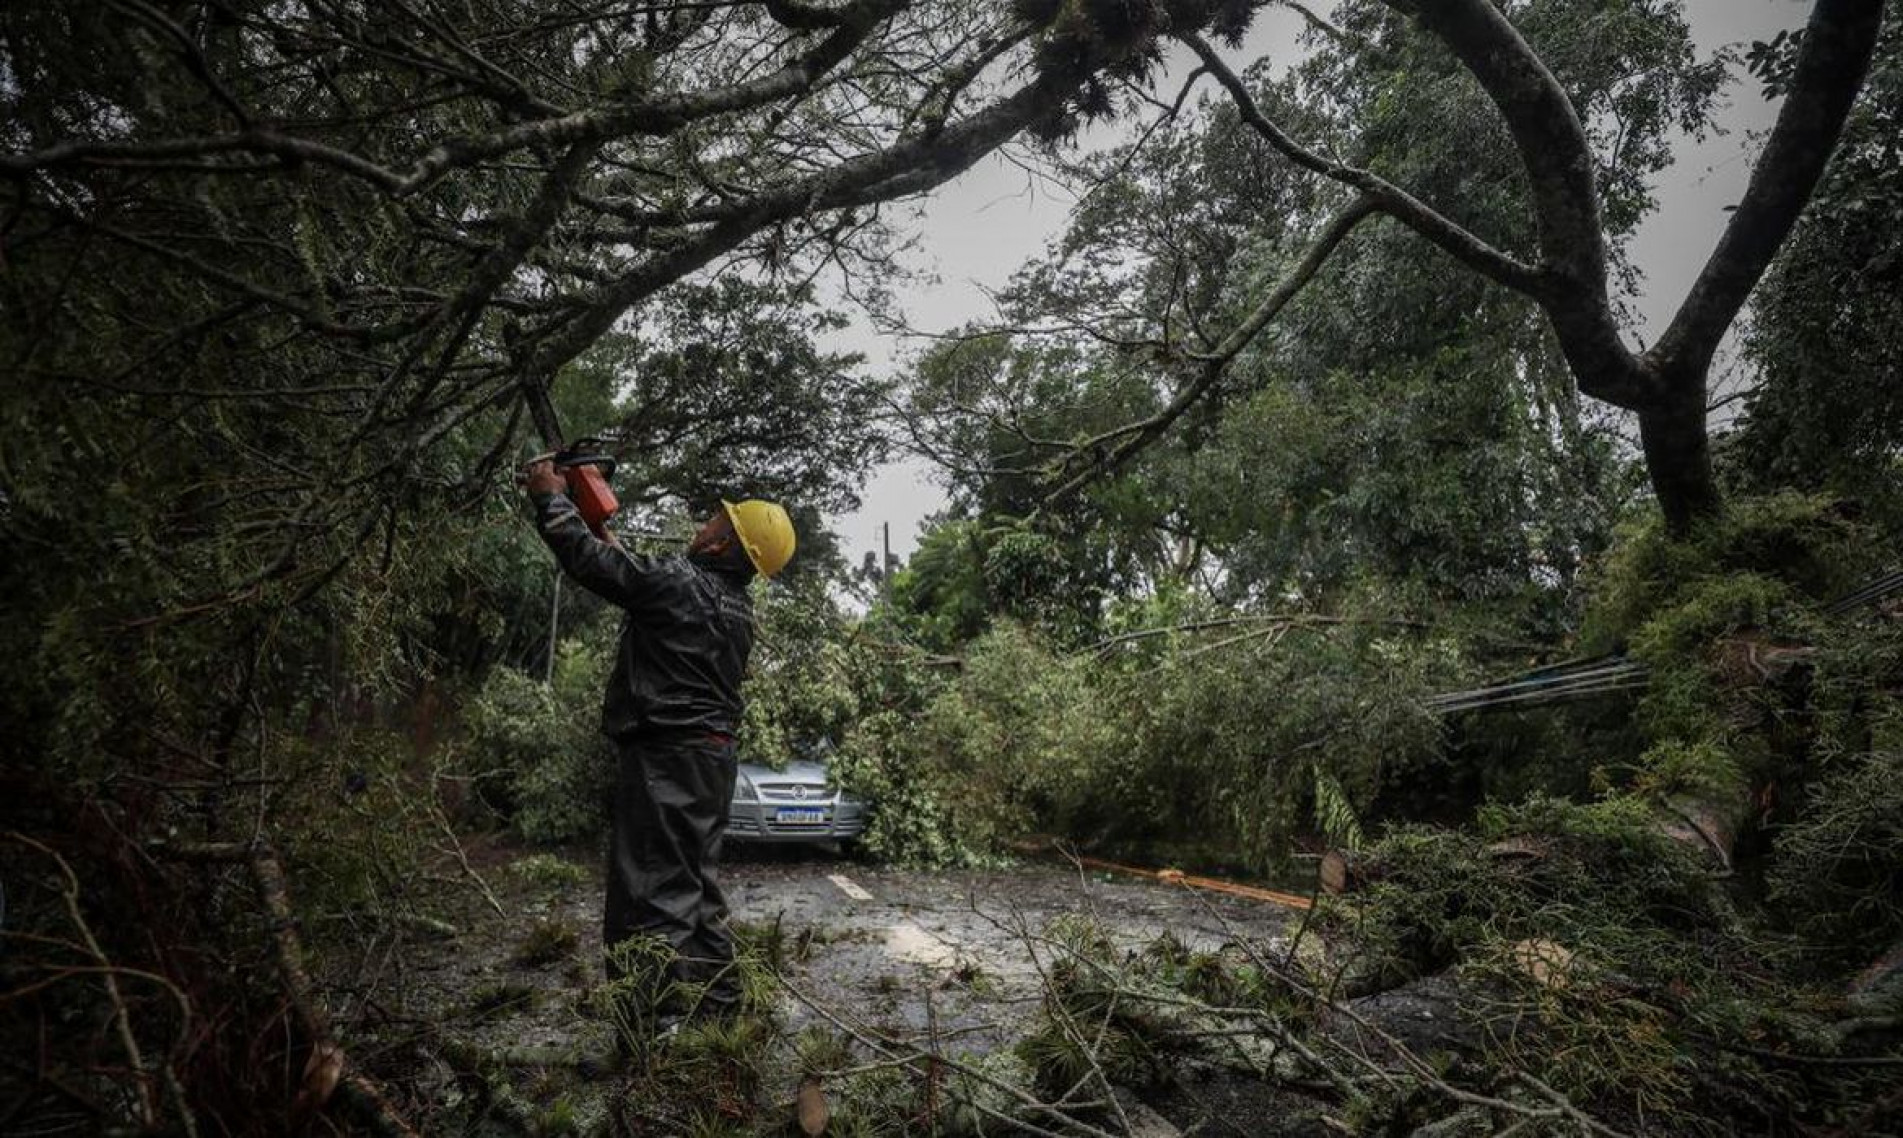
[3,0,1901,1133]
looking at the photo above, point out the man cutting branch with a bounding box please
[524,459,795,1034]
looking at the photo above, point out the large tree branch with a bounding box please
[522,58,1102,382]
[579,23,1036,226]
[1389,0,1886,422]
[1390,0,1607,295]
[1188,14,1655,410]
[1382,0,1651,409]
[1,0,904,196]
[1644,0,1888,388]
[1182,32,1547,296]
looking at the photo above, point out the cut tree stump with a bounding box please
[1319,849,1369,895]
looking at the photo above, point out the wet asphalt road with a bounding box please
[392,840,1311,1135]
[724,845,1299,1045]
[408,840,1300,1056]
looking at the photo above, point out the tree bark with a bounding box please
[1638,388,1722,534]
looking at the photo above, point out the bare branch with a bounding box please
[1043,197,1379,506]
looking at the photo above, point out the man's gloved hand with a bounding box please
[524,457,565,498]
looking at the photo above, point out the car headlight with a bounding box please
[734,772,758,802]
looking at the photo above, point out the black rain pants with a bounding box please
[604,732,741,1019]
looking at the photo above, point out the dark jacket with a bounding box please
[532,491,754,739]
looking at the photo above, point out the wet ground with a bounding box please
[404,840,1301,1047]
[386,838,1309,1134]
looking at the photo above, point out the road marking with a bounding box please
[827,873,874,902]
[884,921,958,968]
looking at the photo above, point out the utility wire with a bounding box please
[1427,563,1903,716]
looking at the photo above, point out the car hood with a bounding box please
[737,759,831,786]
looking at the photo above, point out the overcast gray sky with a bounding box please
[826,0,1815,565]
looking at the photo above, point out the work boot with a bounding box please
[690,982,744,1025]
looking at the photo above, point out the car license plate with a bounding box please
[774,807,827,825]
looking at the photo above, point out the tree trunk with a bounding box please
[1638,392,1722,535]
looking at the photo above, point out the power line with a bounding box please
[1426,564,1903,716]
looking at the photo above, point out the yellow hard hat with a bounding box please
[721,499,796,578]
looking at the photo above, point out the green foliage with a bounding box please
[591,938,685,1052]
[1343,802,1754,1130]
[586,279,890,517]
[463,633,615,843]
[837,599,1449,871]
[908,0,1728,628]
[1172,338,1629,618]
[1732,8,1903,513]
[513,918,582,969]
[1578,493,1874,793]
[792,1026,855,1077]
[1017,916,1164,1098]
[1104,607,1449,871]
[728,583,981,864]
[739,578,877,771]
[1345,795,1725,985]
[270,726,467,928]
[509,853,590,890]
[1808,608,1903,760]
[874,622,1120,856]
[1768,750,1903,961]
[1310,768,1366,850]
[1582,492,1865,651]
[981,527,1076,627]
[885,518,996,651]
[1302,498,1903,1130]
[3,4,1893,1131]
[885,512,1117,650]
[589,923,793,1133]
[0,8,918,1119]
[1340,775,1903,1133]
[469,982,542,1023]
[828,704,978,867]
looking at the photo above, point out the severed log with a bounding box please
[1658,790,1746,872]
[243,846,421,1136]
[1318,849,1350,895]
[1715,633,1817,688]
[798,1077,829,1136]
[1506,939,1578,991]
[1662,633,1819,869]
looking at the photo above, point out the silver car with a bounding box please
[726,759,867,844]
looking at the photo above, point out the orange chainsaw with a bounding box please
[520,379,619,540]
